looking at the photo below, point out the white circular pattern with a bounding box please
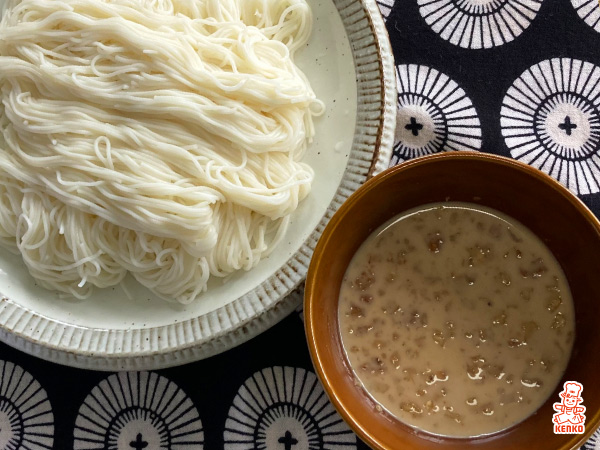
[391,64,482,166]
[417,0,544,49]
[376,0,394,20]
[501,58,600,195]
[584,426,600,450]
[73,372,203,450]
[571,0,600,33]
[224,366,357,450]
[0,361,53,450]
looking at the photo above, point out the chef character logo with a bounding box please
[553,381,586,434]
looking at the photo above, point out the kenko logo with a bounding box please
[553,381,586,434]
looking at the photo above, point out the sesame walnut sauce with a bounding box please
[338,202,574,437]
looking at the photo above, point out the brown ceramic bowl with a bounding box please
[304,152,600,449]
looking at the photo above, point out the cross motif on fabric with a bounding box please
[278,430,298,450]
[405,117,424,136]
[558,116,577,136]
[129,433,148,449]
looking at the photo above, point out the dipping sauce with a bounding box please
[338,202,575,437]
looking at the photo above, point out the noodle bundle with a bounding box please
[0,0,321,302]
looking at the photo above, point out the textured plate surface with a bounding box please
[0,0,396,370]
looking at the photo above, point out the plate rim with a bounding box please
[0,0,397,370]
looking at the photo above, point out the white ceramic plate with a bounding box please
[0,0,396,370]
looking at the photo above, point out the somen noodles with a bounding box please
[0,0,322,303]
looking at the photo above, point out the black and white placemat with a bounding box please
[1,0,600,448]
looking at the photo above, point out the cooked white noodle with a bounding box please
[0,0,321,302]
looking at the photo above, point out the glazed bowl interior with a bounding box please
[304,152,600,450]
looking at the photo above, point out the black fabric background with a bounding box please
[1,0,599,449]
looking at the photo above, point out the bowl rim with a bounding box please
[304,151,600,450]
[0,0,397,370]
